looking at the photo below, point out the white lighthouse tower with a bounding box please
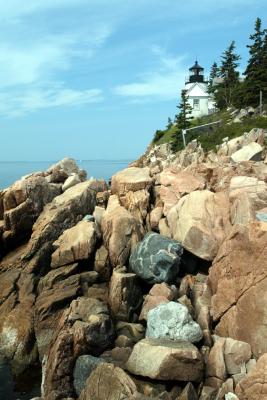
[184,61,215,118]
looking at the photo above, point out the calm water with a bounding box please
[0,357,41,400]
[0,159,131,189]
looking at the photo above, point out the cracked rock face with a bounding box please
[101,195,143,268]
[111,167,153,196]
[229,176,267,226]
[129,232,183,284]
[42,297,115,400]
[0,180,103,374]
[208,222,267,358]
[167,190,231,261]
[159,169,205,216]
[235,353,267,400]
[51,220,97,268]
[108,267,142,322]
[1,175,61,249]
[79,362,138,400]
[24,179,102,261]
[146,301,203,343]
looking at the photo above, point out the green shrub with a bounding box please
[152,111,267,153]
[152,130,165,143]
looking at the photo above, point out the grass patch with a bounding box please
[153,125,177,145]
[152,110,267,152]
[193,115,267,152]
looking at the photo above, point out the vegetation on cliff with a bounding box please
[209,17,267,109]
[153,17,267,153]
[153,109,267,152]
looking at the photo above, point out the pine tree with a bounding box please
[208,62,220,96]
[220,41,240,84]
[209,61,219,85]
[213,41,241,109]
[210,62,219,80]
[166,117,173,130]
[171,90,193,152]
[243,18,267,107]
[263,30,267,80]
[175,90,193,129]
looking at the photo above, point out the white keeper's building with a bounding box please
[184,61,216,118]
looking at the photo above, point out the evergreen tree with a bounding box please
[208,62,219,93]
[171,90,193,152]
[263,30,267,84]
[213,41,241,109]
[220,41,240,83]
[243,18,267,107]
[210,62,219,80]
[175,90,194,129]
[166,117,173,130]
[152,130,164,143]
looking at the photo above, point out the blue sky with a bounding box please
[0,0,266,161]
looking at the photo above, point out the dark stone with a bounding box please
[181,250,198,275]
[73,355,103,395]
[129,232,183,284]
[181,250,211,276]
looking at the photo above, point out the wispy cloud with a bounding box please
[0,86,103,117]
[0,1,112,117]
[0,0,264,117]
[0,42,68,88]
[0,24,112,88]
[114,47,187,102]
[0,0,88,21]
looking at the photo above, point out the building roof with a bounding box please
[189,60,204,71]
[185,82,209,97]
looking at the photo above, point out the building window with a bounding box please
[193,99,200,110]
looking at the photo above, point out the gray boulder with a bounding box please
[129,232,183,284]
[73,355,104,395]
[146,301,203,343]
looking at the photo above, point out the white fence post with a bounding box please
[179,120,221,150]
[182,129,187,148]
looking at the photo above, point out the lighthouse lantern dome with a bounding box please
[188,60,205,83]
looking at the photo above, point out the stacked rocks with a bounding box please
[0,125,266,400]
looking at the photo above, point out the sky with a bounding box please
[0,0,266,161]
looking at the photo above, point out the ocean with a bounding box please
[0,159,132,190]
[0,357,41,400]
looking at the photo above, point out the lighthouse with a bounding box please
[184,61,215,118]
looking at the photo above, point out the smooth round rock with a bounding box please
[129,232,183,284]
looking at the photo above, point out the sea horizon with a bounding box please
[0,158,132,162]
[0,159,132,190]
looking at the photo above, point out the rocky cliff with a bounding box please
[0,127,266,400]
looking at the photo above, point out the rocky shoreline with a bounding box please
[0,128,266,400]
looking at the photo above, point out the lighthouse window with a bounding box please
[193,99,200,109]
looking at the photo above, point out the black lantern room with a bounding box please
[188,60,206,83]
